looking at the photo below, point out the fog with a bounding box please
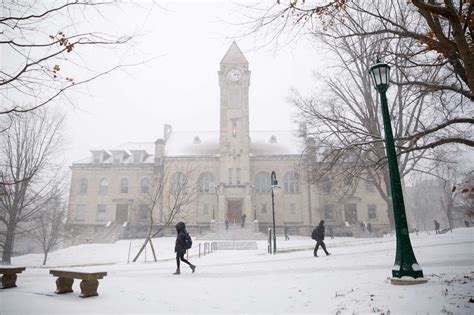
[59,1,326,166]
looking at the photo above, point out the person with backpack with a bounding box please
[311,220,331,257]
[173,221,196,275]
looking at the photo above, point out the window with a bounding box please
[228,86,241,107]
[198,172,216,193]
[139,205,149,221]
[96,205,107,222]
[284,171,299,193]
[368,204,377,219]
[255,172,271,193]
[202,203,209,215]
[170,172,186,194]
[120,178,129,194]
[365,180,375,193]
[133,152,143,163]
[99,178,108,195]
[236,168,241,185]
[228,168,233,185]
[79,178,88,194]
[93,153,102,163]
[290,203,296,214]
[322,177,332,194]
[75,205,85,222]
[261,203,267,213]
[140,178,150,193]
[231,119,237,137]
[113,153,122,164]
[323,204,334,221]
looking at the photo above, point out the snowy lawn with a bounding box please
[1,228,473,314]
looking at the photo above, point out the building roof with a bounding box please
[72,130,304,164]
[220,41,248,65]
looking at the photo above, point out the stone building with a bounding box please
[66,42,390,242]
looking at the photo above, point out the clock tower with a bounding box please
[218,42,252,223]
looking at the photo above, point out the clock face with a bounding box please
[227,68,241,82]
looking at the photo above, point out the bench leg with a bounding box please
[79,279,99,298]
[55,277,74,294]
[1,274,17,289]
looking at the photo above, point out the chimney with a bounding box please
[163,124,172,141]
[154,139,165,165]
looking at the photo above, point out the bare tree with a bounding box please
[242,0,473,150]
[436,161,474,229]
[0,109,65,264]
[27,187,67,265]
[292,2,457,228]
[132,161,198,262]
[0,1,139,117]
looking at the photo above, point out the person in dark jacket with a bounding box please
[434,220,440,234]
[173,222,196,275]
[312,220,331,257]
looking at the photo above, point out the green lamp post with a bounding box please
[270,171,280,254]
[369,61,427,284]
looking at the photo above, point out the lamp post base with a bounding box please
[390,277,428,285]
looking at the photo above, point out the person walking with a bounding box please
[434,220,440,234]
[284,225,290,241]
[225,217,229,231]
[241,214,247,228]
[328,226,334,239]
[173,221,196,275]
[311,220,331,257]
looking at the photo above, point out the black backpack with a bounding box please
[184,232,193,249]
[311,227,319,240]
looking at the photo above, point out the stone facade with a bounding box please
[66,43,390,243]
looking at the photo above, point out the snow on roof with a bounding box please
[165,130,304,157]
[249,130,304,156]
[73,131,304,164]
[165,131,220,157]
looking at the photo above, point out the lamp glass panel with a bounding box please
[379,67,387,85]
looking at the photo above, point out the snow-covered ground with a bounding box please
[2,228,473,314]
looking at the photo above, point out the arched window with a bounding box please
[198,172,216,193]
[255,172,271,193]
[284,171,299,193]
[120,178,129,194]
[99,178,108,195]
[79,178,88,194]
[140,178,150,193]
[170,172,187,194]
[321,177,332,194]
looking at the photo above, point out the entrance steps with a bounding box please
[213,241,258,250]
[198,225,267,240]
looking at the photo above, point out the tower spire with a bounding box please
[220,41,248,65]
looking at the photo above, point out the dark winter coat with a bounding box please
[312,223,325,241]
[175,222,187,255]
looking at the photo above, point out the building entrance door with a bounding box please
[344,203,357,224]
[227,199,242,224]
[116,204,129,223]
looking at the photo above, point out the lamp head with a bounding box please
[369,60,391,93]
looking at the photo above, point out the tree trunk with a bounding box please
[42,251,48,266]
[1,222,16,265]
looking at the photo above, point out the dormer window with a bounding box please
[131,150,147,163]
[93,152,102,163]
[193,136,201,144]
[134,152,143,163]
[113,153,123,164]
[269,135,277,143]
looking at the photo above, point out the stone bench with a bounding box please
[0,267,26,289]
[49,270,107,298]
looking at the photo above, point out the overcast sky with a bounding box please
[61,1,327,166]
